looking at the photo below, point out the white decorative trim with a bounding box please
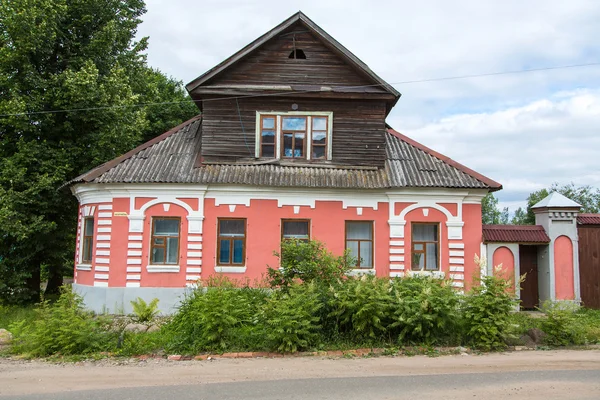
[390,271,405,278]
[188,236,203,242]
[188,244,202,250]
[94,274,109,280]
[187,251,202,258]
[98,220,112,226]
[95,266,110,272]
[128,215,144,233]
[389,255,404,262]
[98,212,112,218]
[422,208,429,216]
[408,270,446,279]
[449,257,464,265]
[126,267,142,273]
[449,243,465,249]
[127,250,142,257]
[450,266,465,272]
[96,243,110,248]
[97,235,111,241]
[128,235,143,241]
[187,216,204,234]
[293,205,300,214]
[389,248,404,254]
[186,275,200,281]
[76,264,92,271]
[451,281,465,288]
[389,240,404,246]
[356,207,363,216]
[127,275,141,280]
[187,259,202,265]
[126,282,141,288]
[128,243,142,249]
[348,268,375,276]
[98,204,113,211]
[449,273,464,280]
[228,205,236,213]
[163,203,171,212]
[95,258,110,264]
[186,267,202,273]
[389,264,405,270]
[127,259,142,265]
[147,265,180,273]
[446,221,465,240]
[215,266,246,273]
[388,221,406,238]
[449,250,465,257]
[97,227,111,233]
[96,250,110,256]
[93,281,108,287]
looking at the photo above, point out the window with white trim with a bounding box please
[151,218,180,265]
[411,223,439,271]
[81,217,94,263]
[256,112,333,161]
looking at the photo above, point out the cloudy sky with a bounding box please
[137,0,600,211]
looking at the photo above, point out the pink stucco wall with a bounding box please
[493,246,515,291]
[554,235,575,300]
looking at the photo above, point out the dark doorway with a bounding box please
[578,225,600,309]
[520,245,539,309]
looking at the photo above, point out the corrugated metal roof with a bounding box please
[71,116,501,190]
[482,225,551,244]
[578,214,600,225]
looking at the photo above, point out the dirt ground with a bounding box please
[1,350,599,397]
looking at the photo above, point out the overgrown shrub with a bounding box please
[390,276,459,344]
[267,239,353,289]
[164,277,268,353]
[462,272,516,351]
[263,282,322,352]
[9,287,115,357]
[541,301,586,346]
[328,275,392,339]
[130,297,160,323]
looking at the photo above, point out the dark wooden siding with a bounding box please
[579,225,600,309]
[201,97,387,167]
[206,22,385,91]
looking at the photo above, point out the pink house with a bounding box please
[68,11,569,314]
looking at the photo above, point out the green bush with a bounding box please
[328,275,392,339]
[267,239,353,289]
[164,277,268,353]
[130,297,160,323]
[390,276,459,344]
[263,282,322,352]
[9,288,115,357]
[462,273,516,350]
[541,301,586,346]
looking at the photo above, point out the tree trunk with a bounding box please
[44,268,64,297]
[24,266,41,303]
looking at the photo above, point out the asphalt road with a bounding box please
[4,369,600,400]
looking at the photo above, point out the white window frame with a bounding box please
[255,111,333,161]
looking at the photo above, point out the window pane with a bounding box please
[347,240,359,261]
[262,117,275,129]
[359,241,373,267]
[346,222,372,240]
[84,218,94,235]
[233,239,244,264]
[413,224,437,241]
[413,243,424,251]
[154,219,179,236]
[261,130,275,144]
[219,219,245,236]
[283,221,309,239]
[412,252,424,271]
[312,117,327,130]
[282,117,306,130]
[262,144,275,158]
[219,239,231,264]
[152,246,165,264]
[425,243,438,270]
[312,131,326,145]
[283,133,293,157]
[154,237,164,245]
[294,134,304,157]
[167,237,179,264]
[83,238,92,262]
[312,146,325,159]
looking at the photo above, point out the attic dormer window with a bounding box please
[288,49,306,59]
[256,111,333,161]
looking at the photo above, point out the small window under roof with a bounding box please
[289,49,306,59]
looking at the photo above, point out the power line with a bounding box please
[1,62,599,118]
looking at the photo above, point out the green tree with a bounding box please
[0,0,196,304]
[512,183,600,225]
[481,193,509,225]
